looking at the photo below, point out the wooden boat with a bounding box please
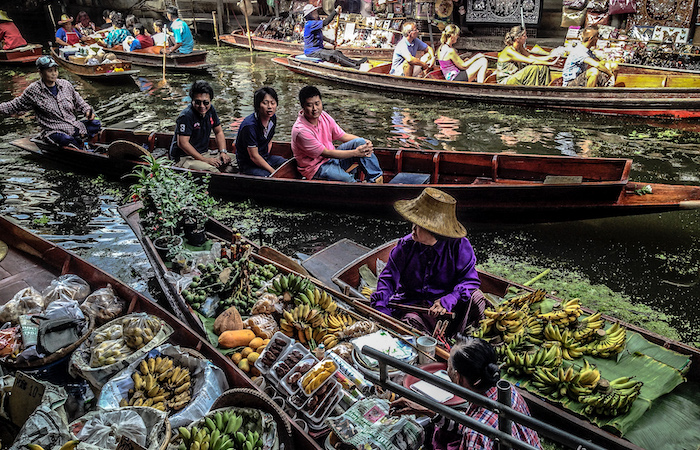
[10,128,700,224]
[273,55,700,120]
[0,44,42,65]
[105,46,212,72]
[0,214,321,449]
[331,240,700,450]
[50,48,139,82]
[220,29,395,59]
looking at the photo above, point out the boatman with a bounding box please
[0,56,101,148]
[370,188,486,337]
[390,20,435,77]
[169,80,234,173]
[302,4,366,69]
[165,6,193,55]
[291,85,382,183]
[562,26,618,87]
[0,10,28,51]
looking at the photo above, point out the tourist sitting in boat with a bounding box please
[98,10,113,31]
[0,10,28,51]
[55,15,87,47]
[390,338,541,450]
[390,20,435,77]
[437,24,488,83]
[562,26,618,87]
[235,86,287,177]
[151,20,174,47]
[104,13,130,48]
[0,56,101,149]
[75,11,96,36]
[165,6,194,54]
[370,188,485,336]
[302,5,367,69]
[291,85,383,183]
[169,80,234,173]
[496,25,556,86]
[132,23,153,49]
[125,14,136,35]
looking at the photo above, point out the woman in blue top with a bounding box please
[235,87,288,177]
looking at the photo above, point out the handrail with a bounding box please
[361,346,606,450]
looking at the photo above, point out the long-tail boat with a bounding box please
[10,128,700,223]
[220,29,395,59]
[50,48,139,82]
[0,214,321,449]
[272,55,700,119]
[0,44,42,65]
[331,239,700,450]
[104,46,212,72]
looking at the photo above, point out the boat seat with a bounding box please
[270,157,302,179]
[388,172,431,185]
[293,55,323,62]
[426,69,445,80]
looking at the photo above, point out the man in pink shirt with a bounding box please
[291,85,383,182]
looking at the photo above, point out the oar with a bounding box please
[212,11,220,47]
[353,297,454,319]
[333,7,341,50]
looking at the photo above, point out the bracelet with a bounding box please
[220,149,228,154]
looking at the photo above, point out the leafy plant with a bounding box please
[126,154,217,241]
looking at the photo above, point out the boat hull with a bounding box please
[106,47,212,72]
[9,129,700,223]
[50,48,139,83]
[0,44,43,65]
[273,56,700,120]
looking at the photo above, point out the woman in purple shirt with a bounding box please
[370,188,486,336]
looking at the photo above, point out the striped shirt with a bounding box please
[0,79,93,139]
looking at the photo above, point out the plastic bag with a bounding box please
[75,409,147,448]
[561,7,587,27]
[609,0,635,14]
[42,274,91,304]
[0,287,45,324]
[251,293,283,316]
[90,337,135,368]
[243,314,279,339]
[122,313,162,350]
[0,327,21,357]
[81,285,124,324]
[586,10,610,26]
[97,344,229,428]
[8,381,72,450]
[587,0,609,11]
[44,300,85,321]
[563,0,587,9]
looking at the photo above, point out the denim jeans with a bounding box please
[314,138,382,183]
[240,154,287,177]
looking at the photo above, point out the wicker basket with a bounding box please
[211,388,294,449]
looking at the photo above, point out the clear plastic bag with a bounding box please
[243,314,279,339]
[75,409,147,449]
[44,300,85,321]
[42,274,91,304]
[0,287,45,324]
[0,327,21,357]
[561,7,587,27]
[90,338,135,368]
[81,285,124,324]
[121,313,162,350]
[251,293,283,316]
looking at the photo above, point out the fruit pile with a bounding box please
[267,273,314,302]
[301,360,337,394]
[119,356,192,412]
[177,409,264,450]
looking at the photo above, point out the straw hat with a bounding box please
[58,14,73,25]
[394,188,467,238]
[302,4,320,17]
[0,11,13,22]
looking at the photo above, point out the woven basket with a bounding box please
[211,388,293,449]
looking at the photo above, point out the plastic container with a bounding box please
[270,343,308,383]
[255,332,292,375]
[280,355,319,396]
[288,392,307,410]
[298,358,338,397]
[309,384,343,423]
[327,351,374,395]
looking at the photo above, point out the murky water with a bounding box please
[1,43,699,343]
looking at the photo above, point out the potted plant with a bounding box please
[179,206,208,247]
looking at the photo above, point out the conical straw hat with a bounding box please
[394,188,467,238]
[0,11,12,22]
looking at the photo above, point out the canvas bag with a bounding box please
[35,316,84,354]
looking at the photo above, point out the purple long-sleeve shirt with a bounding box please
[370,234,481,316]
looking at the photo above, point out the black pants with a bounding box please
[309,49,360,68]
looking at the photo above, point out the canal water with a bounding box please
[1,43,699,344]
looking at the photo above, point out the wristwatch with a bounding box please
[220,149,228,154]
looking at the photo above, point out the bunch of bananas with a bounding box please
[537,298,582,328]
[90,338,134,367]
[326,313,356,334]
[543,323,586,360]
[335,320,378,340]
[301,360,337,394]
[523,316,545,345]
[267,273,313,302]
[502,344,561,376]
[297,288,338,314]
[27,441,79,450]
[572,312,605,342]
[360,286,374,299]
[531,360,602,402]
[500,289,547,310]
[483,304,529,334]
[177,410,263,450]
[280,304,324,344]
[122,315,161,350]
[584,322,627,358]
[566,360,602,401]
[580,376,643,416]
[120,356,191,412]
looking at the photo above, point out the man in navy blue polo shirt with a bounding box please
[169,80,234,172]
[303,4,366,69]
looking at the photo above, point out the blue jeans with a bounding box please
[46,119,101,148]
[314,138,383,183]
[240,154,287,177]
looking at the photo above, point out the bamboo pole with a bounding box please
[162,25,167,82]
[333,7,341,50]
[47,5,57,31]
[244,9,252,52]
[212,11,220,47]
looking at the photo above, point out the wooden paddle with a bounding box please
[352,296,455,318]
[333,6,341,50]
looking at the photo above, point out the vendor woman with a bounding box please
[370,188,486,336]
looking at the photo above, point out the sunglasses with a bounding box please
[193,99,210,106]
